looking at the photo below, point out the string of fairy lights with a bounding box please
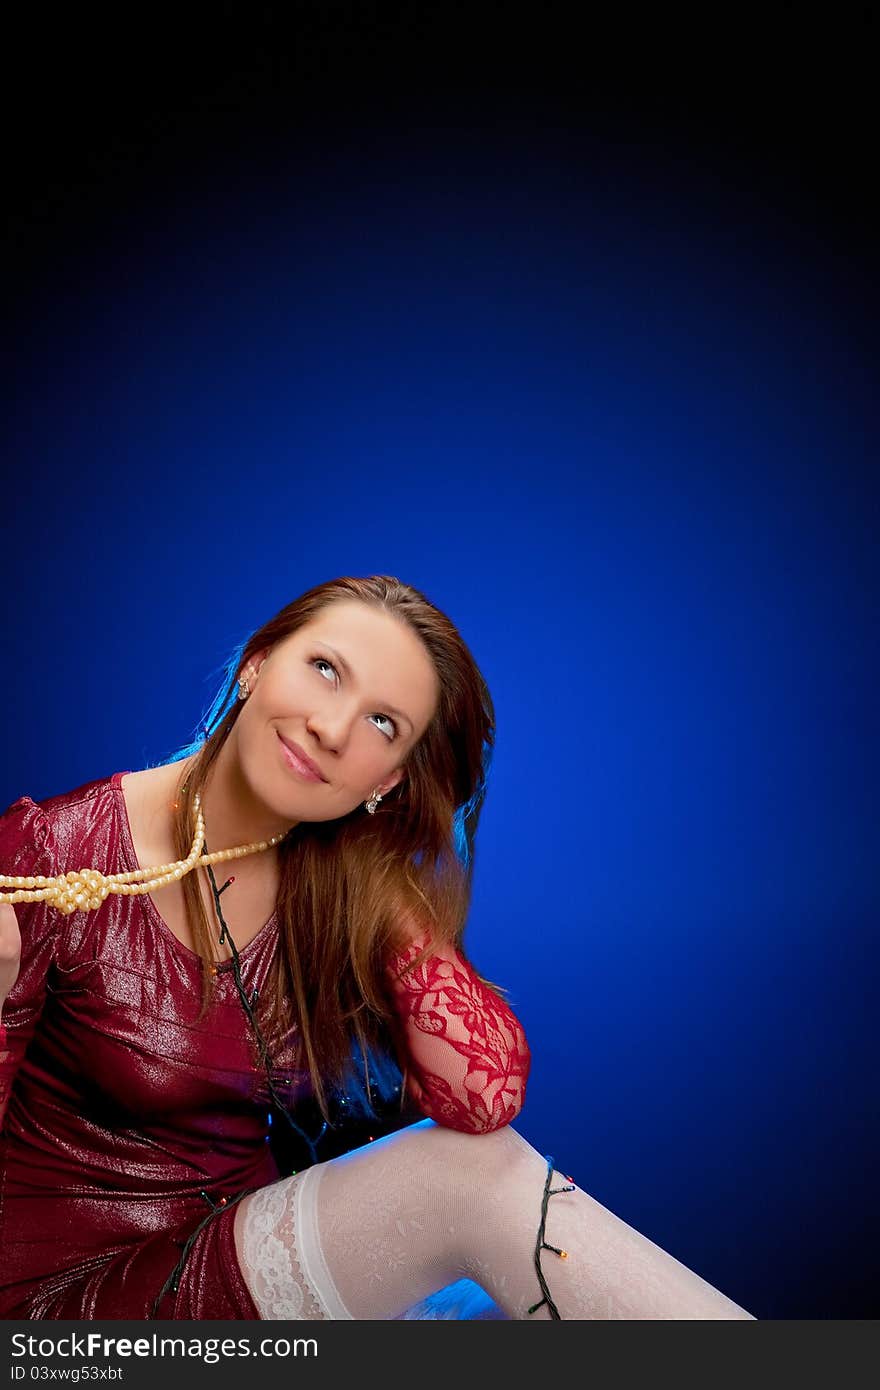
[528,1157,577,1319]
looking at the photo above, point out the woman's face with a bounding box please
[235,599,441,822]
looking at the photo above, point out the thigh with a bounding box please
[232,1119,522,1320]
[19,1205,258,1320]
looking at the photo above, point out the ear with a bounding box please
[248,647,272,681]
[379,767,406,798]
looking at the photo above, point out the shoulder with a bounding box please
[386,895,435,950]
[0,772,121,877]
[1,774,128,957]
[385,902,468,981]
[0,794,55,877]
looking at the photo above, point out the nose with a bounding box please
[305,704,353,754]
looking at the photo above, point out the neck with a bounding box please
[171,737,298,857]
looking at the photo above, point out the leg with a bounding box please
[234,1119,756,1320]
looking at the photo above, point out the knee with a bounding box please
[418,1118,543,1189]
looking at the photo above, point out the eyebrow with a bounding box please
[318,641,415,732]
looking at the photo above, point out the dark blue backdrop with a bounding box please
[2,119,876,1320]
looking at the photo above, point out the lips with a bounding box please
[277,732,328,782]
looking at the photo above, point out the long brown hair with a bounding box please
[162,575,501,1124]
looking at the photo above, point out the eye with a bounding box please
[310,657,399,740]
[370,713,398,739]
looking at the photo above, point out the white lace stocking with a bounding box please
[234,1120,756,1320]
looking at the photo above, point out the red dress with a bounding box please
[0,772,531,1319]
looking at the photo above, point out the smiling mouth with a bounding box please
[277,732,327,783]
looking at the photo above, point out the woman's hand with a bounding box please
[0,902,21,1018]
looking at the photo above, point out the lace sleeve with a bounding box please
[382,932,531,1134]
[0,794,57,1132]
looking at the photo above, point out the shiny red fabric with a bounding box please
[0,772,530,1320]
[0,772,291,1319]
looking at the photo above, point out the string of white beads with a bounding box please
[0,793,289,915]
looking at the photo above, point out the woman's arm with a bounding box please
[382,928,531,1134]
[0,901,22,1117]
[0,795,56,1132]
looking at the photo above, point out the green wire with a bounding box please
[528,1154,576,1318]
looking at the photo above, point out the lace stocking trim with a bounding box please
[294,1162,355,1320]
[238,1167,355,1320]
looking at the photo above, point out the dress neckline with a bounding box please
[109,769,279,969]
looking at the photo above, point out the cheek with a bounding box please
[260,668,311,710]
[348,734,396,777]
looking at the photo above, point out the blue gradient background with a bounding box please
[2,116,876,1320]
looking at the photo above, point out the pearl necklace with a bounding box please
[0,792,288,916]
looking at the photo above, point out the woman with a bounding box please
[0,574,755,1320]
